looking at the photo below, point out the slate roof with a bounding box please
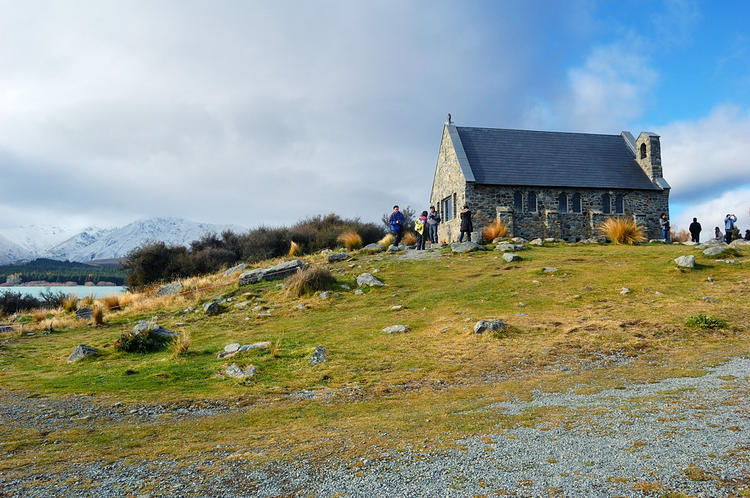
[452,126,661,190]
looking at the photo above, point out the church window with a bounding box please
[640,143,647,159]
[441,195,453,221]
[527,192,537,213]
[513,191,523,211]
[615,194,624,214]
[572,193,582,213]
[558,192,568,213]
[602,193,611,214]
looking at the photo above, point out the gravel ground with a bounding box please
[1,357,748,496]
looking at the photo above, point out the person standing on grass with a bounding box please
[427,206,440,244]
[459,205,473,242]
[415,211,428,250]
[389,205,405,246]
[659,213,670,242]
[744,229,750,241]
[724,213,737,243]
[689,217,702,243]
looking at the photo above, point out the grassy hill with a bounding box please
[1,240,748,482]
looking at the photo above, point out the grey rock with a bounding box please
[239,260,305,285]
[157,282,183,297]
[222,264,248,277]
[357,273,384,287]
[495,242,525,252]
[473,319,507,334]
[703,246,728,257]
[320,249,333,254]
[730,239,750,247]
[309,346,327,366]
[224,343,241,354]
[0,325,12,333]
[682,241,697,246]
[203,301,221,315]
[339,284,351,290]
[451,241,483,253]
[544,238,556,242]
[224,363,256,380]
[702,296,718,303]
[257,311,271,317]
[674,255,696,268]
[542,267,558,273]
[75,308,93,320]
[295,304,307,310]
[620,287,631,295]
[131,321,178,339]
[66,344,98,363]
[511,237,527,243]
[251,305,267,312]
[390,305,403,311]
[529,238,544,246]
[362,243,385,253]
[382,324,410,334]
[238,341,271,352]
[353,289,364,295]
[233,300,250,308]
[318,291,332,299]
[327,252,349,263]
[502,253,521,263]
[388,244,403,252]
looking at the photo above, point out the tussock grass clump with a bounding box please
[99,295,121,311]
[92,306,104,326]
[33,311,46,323]
[61,295,78,312]
[284,266,336,298]
[483,220,508,242]
[288,241,302,257]
[686,314,727,330]
[378,233,395,247]
[599,217,646,244]
[170,330,191,358]
[337,231,363,250]
[402,232,418,246]
[670,229,690,243]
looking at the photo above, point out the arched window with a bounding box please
[527,191,537,213]
[602,193,611,214]
[558,192,568,213]
[640,143,647,159]
[513,191,523,211]
[572,193,582,213]
[615,194,624,214]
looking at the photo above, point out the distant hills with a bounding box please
[0,217,245,264]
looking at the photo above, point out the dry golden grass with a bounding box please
[482,219,508,242]
[92,306,104,326]
[61,295,78,312]
[284,266,336,298]
[170,330,191,358]
[33,311,46,323]
[288,241,302,257]
[378,233,395,247]
[402,232,418,246]
[599,217,646,244]
[98,295,121,311]
[671,229,690,242]
[337,231,363,250]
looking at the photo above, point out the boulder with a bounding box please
[451,242,483,253]
[502,253,521,263]
[224,363,256,380]
[674,255,695,268]
[203,301,221,315]
[357,273,384,287]
[382,324,410,334]
[224,343,241,354]
[730,239,750,248]
[703,246,728,257]
[495,242,525,252]
[529,238,544,246]
[131,321,178,339]
[362,243,385,253]
[239,260,305,285]
[157,282,183,297]
[75,308,93,320]
[309,346,327,366]
[473,319,507,334]
[222,264,248,277]
[327,253,349,263]
[67,344,98,363]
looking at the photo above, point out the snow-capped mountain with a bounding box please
[0,217,246,263]
[0,224,78,258]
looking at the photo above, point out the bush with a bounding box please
[114,325,173,353]
[686,314,727,329]
[0,291,41,315]
[598,217,646,244]
[288,241,302,257]
[285,266,336,298]
[483,220,508,242]
[337,231,363,250]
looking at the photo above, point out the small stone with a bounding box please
[530,238,544,246]
[238,341,272,352]
[257,311,271,317]
[357,273,384,287]
[674,255,695,268]
[390,305,403,311]
[473,319,507,334]
[295,304,306,310]
[224,343,241,353]
[309,346,327,366]
[543,267,557,273]
[654,291,664,296]
[620,287,631,295]
[702,296,718,303]
[354,289,364,295]
[233,301,250,308]
[67,345,98,363]
[451,241,483,253]
[224,363,256,380]
[382,324,409,334]
[327,253,349,263]
[340,284,351,290]
[319,291,332,299]
[502,253,521,262]
[203,301,221,315]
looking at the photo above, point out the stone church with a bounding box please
[429,117,670,242]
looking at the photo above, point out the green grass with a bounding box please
[0,242,748,472]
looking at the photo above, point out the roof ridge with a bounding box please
[454,126,621,138]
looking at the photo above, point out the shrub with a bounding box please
[686,314,727,329]
[0,291,42,315]
[285,266,336,298]
[598,217,646,244]
[288,241,302,257]
[92,306,104,326]
[123,242,189,289]
[33,311,46,323]
[670,229,690,242]
[38,290,67,309]
[381,206,416,233]
[402,232,418,246]
[114,325,173,353]
[170,330,191,358]
[337,231,363,250]
[482,220,508,242]
[378,233,395,247]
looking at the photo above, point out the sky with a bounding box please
[1,0,749,233]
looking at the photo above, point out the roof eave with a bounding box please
[446,124,475,182]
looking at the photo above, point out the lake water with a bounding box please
[0,286,127,299]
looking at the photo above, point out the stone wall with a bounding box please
[429,126,468,243]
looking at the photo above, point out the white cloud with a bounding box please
[671,185,750,236]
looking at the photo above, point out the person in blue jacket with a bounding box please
[724,213,737,243]
[389,205,405,245]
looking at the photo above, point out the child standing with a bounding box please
[415,211,428,250]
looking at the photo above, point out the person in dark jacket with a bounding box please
[389,205,405,246]
[744,229,750,241]
[659,213,670,242]
[427,206,440,244]
[688,217,702,243]
[458,205,473,242]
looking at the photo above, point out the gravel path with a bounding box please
[2,357,748,496]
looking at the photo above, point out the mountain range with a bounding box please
[0,217,245,264]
